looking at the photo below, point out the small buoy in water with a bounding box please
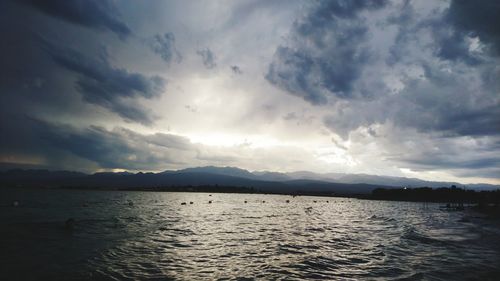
[286,200,290,203]
[128,201,134,206]
[208,200,212,204]
[189,201,194,204]
[181,202,187,205]
[65,218,75,231]
[13,201,19,207]
[209,194,212,197]
[313,200,317,203]
[262,200,265,203]
[244,200,248,203]
[326,201,329,203]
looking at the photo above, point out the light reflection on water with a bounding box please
[1,189,500,280]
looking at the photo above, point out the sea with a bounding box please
[1,188,500,280]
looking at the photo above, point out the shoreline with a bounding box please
[4,186,500,213]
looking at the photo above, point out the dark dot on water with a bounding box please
[65,218,75,230]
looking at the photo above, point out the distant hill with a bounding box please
[170,166,499,191]
[0,168,384,195]
[175,166,258,179]
[0,166,498,194]
[252,171,291,181]
[284,172,498,191]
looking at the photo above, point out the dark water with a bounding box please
[1,189,500,280]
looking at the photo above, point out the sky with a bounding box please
[0,0,499,184]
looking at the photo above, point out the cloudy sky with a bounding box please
[0,0,499,184]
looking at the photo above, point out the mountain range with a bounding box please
[0,166,498,194]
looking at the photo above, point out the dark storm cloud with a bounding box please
[197,48,217,69]
[323,68,500,140]
[323,103,377,139]
[454,168,500,180]
[148,33,182,65]
[221,0,301,31]
[20,0,131,39]
[147,133,194,151]
[430,17,480,65]
[1,1,167,125]
[1,0,498,182]
[0,2,53,93]
[43,125,188,170]
[447,0,500,55]
[403,156,500,170]
[388,0,499,65]
[42,39,166,125]
[390,144,500,179]
[0,115,193,171]
[266,0,387,104]
[431,21,481,65]
[421,105,500,137]
[311,0,500,141]
[390,64,500,138]
[267,46,327,105]
[314,0,387,18]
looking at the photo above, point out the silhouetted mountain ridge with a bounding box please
[0,166,498,193]
[175,166,258,179]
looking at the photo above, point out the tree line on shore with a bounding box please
[371,186,500,205]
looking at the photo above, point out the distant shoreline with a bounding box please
[4,185,499,205]
[4,185,500,218]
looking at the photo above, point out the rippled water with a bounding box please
[1,188,500,280]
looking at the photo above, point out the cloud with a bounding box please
[386,1,482,66]
[0,115,195,171]
[429,20,481,65]
[384,64,500,138]
[20,0,131,39]
[266,0,387,104]
[42,39,166,125]
[323,62,500,140]
[283,112,315,126]
[275,1,500,140]
[292,1,500,179]
[1,0,499,183]
[147,32,182,65]
[44,126,192,170]
[387,1,500,66]
[447,0,500,55]
[230,65,242,74]
[0,115,331,173]
[342,123,500,180]
[197,48,217,69]
[401,156,500,171]
[385,132,500,179]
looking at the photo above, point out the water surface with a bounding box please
[1,188,499,280]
